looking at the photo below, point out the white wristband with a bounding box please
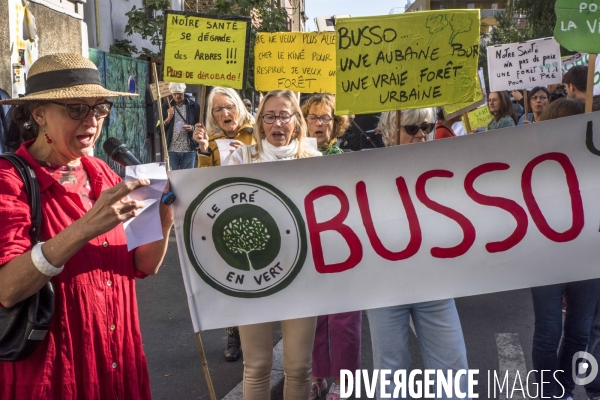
[31,242,64,277]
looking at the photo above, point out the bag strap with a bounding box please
[0,154,41,244]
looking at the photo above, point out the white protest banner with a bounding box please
[171,113,600,331]
[487,37,562,92]
[562,52,600,96]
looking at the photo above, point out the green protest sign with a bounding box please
[554,0,600,53]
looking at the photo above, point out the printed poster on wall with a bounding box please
[335,10,480,115]
[163,11,251,89]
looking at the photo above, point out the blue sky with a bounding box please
[304,0,408,31]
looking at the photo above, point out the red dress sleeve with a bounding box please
[0,159,33,266]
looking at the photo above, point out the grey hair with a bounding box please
[378,108,436,147]
[205,87,253,135]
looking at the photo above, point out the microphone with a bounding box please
[103,137,141,167]
[102,137,175,205]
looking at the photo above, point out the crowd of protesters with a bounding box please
[1,52,600,400]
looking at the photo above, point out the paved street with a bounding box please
[137,230,589,399]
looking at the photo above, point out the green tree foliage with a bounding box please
[479,5,531,88]
[511,0,556,39]
[223,217,271,270]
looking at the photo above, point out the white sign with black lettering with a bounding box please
[487,37,563,92]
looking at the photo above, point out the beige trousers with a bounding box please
[238,316,317,400]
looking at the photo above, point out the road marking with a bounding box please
[495,333,529,400]
[222,339,283,400]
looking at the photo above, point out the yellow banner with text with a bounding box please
[335,10,480,115]
[254,32,336,93]
[163,12,250,89]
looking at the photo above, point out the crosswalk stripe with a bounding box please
[495,333,530,400]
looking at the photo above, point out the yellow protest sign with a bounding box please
[254,32,336,93]
[335,10,480,115]
[163,11,250,89]
[465,106,493,131]
[443,68,486,119]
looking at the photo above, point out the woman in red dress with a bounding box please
[0,53,173,400]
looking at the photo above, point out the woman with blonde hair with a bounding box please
[230,90,321,399]
[299,93,358,400]
[301,93,349,156]
[193,87,255,167]
[192,86,256,361]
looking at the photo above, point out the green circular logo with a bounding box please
[183,178,307,298]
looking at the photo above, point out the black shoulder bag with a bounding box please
[0,153,55,361]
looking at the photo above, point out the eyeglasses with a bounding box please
[212,105,236,114]
[306,114,333,124]
[488,98,499,103]
[49,101,112,120]
[262,113,294,124]
[402,123,435,136]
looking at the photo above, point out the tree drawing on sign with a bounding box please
[223,217,271,270]
[426,14,448,34]
[449,14,474,44]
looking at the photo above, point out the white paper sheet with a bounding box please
[216,139,235,166]
[124,162,167,251]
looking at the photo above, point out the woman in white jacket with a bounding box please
[230,90,321,399]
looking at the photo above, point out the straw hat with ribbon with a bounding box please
[0,53,137,105]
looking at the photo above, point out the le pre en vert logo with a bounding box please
[183,178,307,298]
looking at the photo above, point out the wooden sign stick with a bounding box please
[523,90,529,121]
[586,54,597,113]
[395,110,402,145]
[463,113,472,134]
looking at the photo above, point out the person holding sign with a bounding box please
[517,87,551,125]
[301,94,350,156]
[367,109,469,400]
[162,82,200,170]
[530,97,600,400]
[299,94,358,400]
[486,92,516,131]
[192,87,255,362]
[193,87,255,168]
[230,90,321,400]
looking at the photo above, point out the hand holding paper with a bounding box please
[123,163,168,251]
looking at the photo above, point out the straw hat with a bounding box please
[0,53,137,105]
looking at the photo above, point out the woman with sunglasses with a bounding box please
[368,108,470,400]
[230,90,321,399]
[517,87,551,125]
[193,87,255,168]
[487,91,517,131]
[299,94,357,400]
[0,54,173,399]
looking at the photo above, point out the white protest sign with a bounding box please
[170,113,600,331]
[487,37,563,92]
[216,140,235,166]
[562,52,600,96]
